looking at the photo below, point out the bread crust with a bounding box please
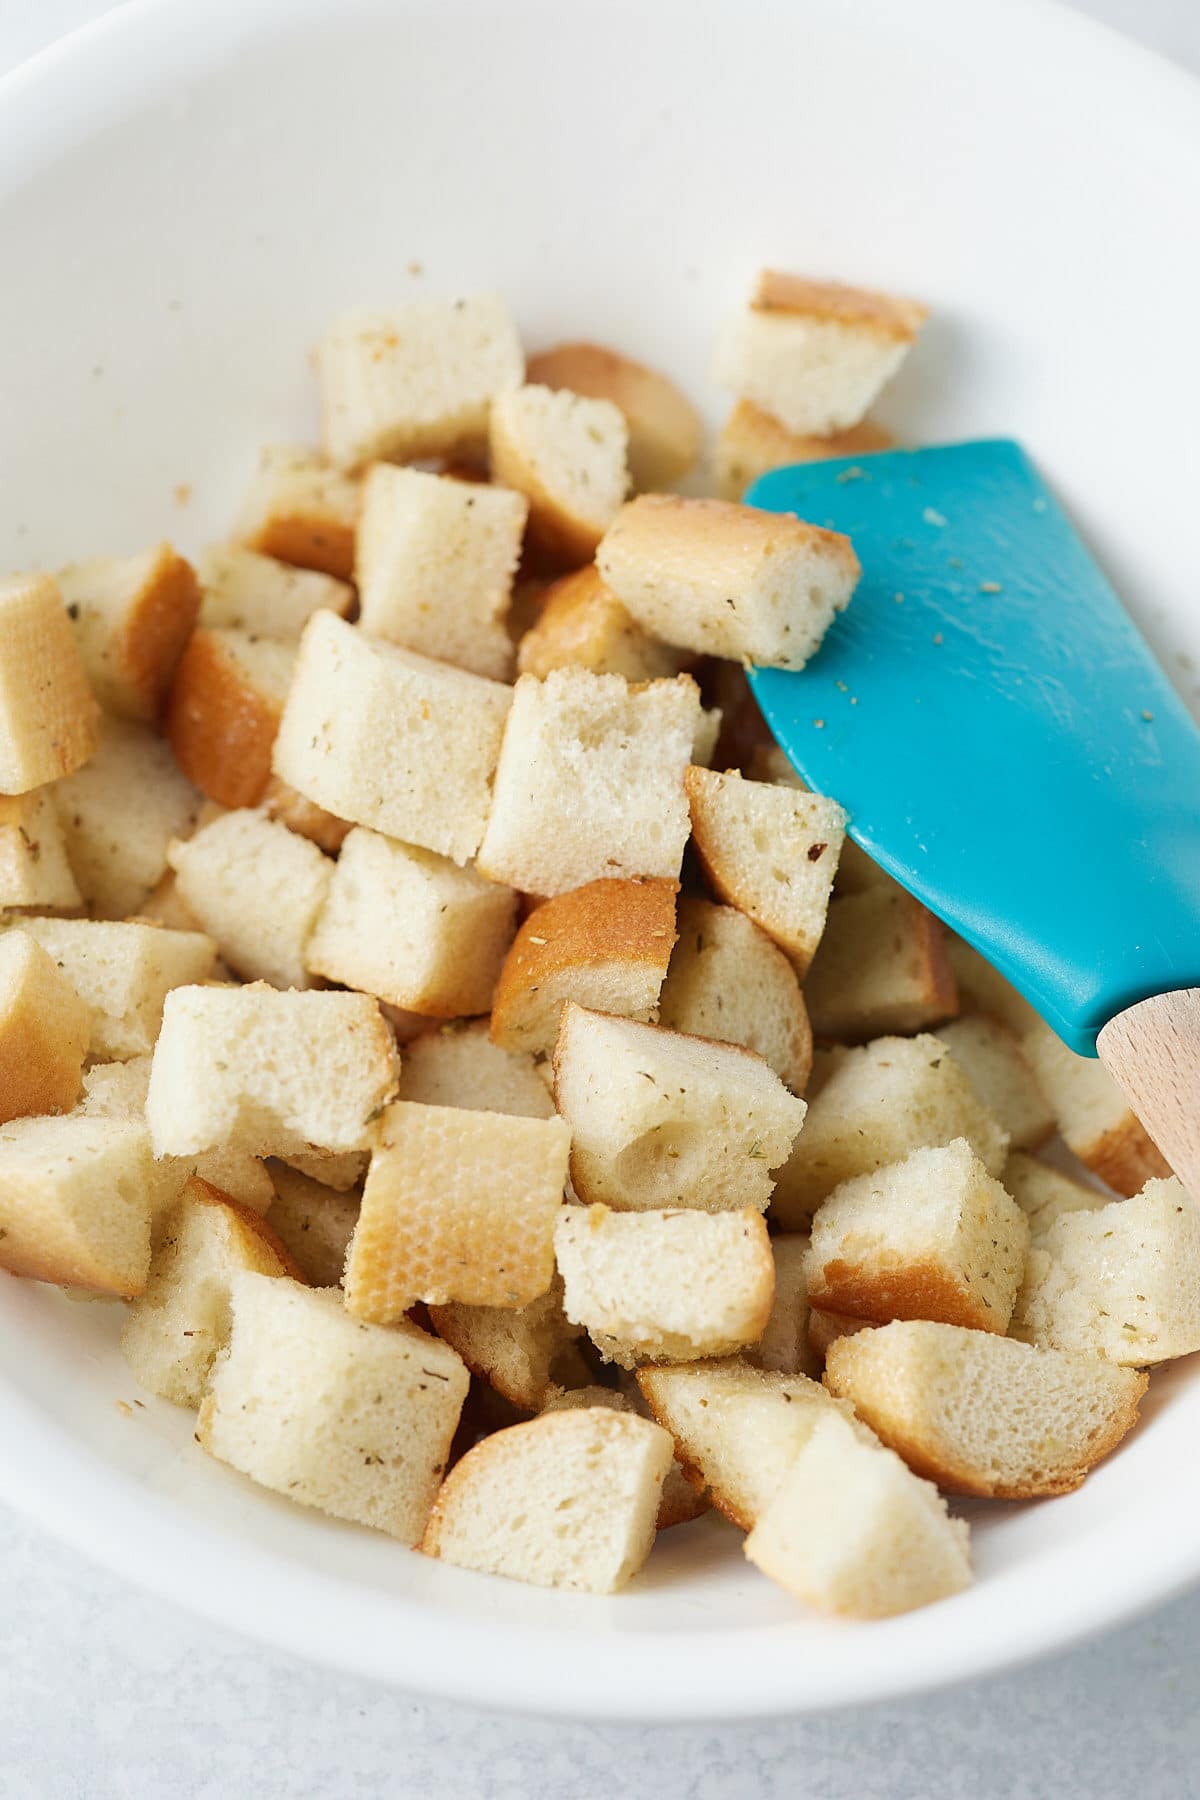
[490,398,624,566]
[714,402,894,500]
[0,934,90,1123]
[526,341,702,490]
[186,1173,308,1285]
[118,545,201,719]
[516,566,682,683]
[1080,1114,1172,1196]
[751,271,927,339]
[166,629,283,807]
[635,1376,753,1531]
[0,575,100,792]
[807,1255,1010,1335]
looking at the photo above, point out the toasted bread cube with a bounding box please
[57,542,199,724]
[166,626,294,809]
[259,776,351,855]
[636,1359,843,1528]
[1019,1018,1170,1195]
[0,575,100,793]
[197,1273,468,1540]
[0,933,90,1123]
[0,791,81,911]
[944,935,1042,1036]
[355,466,526,680]
[320,295,523,469]
[714,271,927,438]
[0,1113,153,1295]
[1002,1151,1102,1241]
[825,1320,1148,1499]
[429,1275,585,1411]
[305,828,516,1016]
[272,612,511,865]
[489,384,628,564]
[235,445,360,580]
[539,1380,707,1529]
[516,565,684,683]
[554,1203,775,1368]
[746,1235,816,1376]
[146,984,399,1157]
[490,877,677,1056]
[525,342,703,490]
[804,888,958,1041]
[120,1176,298,1406]
[264,1162,360,1287]
[744,1409,970,1619]
[343,1101,569,1321]
[166,808,333,990]
[685,767,846,974]
[771,1033,1009,1227]
[420,1408,671,1592]
[11,917,217,1061]
[807,1138,1029,1333]
[939,1017,1055,1152]
[554,1004,806,1214]
[658,896,812,1092]
[53,715,201,918]
[713,401,894,500]
[598,495,859,669]
[396,1020,554,1118]
[477,668,698,895]
[195,543,353,641]
[1012,1176,1200,1364]
[744,741,898,903]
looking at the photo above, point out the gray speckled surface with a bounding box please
[4,3,1200,1794]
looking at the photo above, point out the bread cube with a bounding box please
[598,494,859,669]
[804,888,958,1040]
[1002,1151,1102,1241]
[0,790,81,911]
[713,400,894,500]
[0,574,99,793]
[553,1004,807,1214]
[554,1203,775,1367]
[166,626,295,808]
[1012,1176,1200,1364]
[0,1113,153,1295]
[396,1020,554,1119]
[658,895,812,1092]
[489,384,628,563]
[198,1274,468,1541]
[11,917,217,1060]
[0,932,90,1123]
[743,1410,971,1619]
[420,1408,671,1592]
[684,767,846,973]
[939,1016,1055,1152]
[54,714,201,918]
[344,1102,569,1319]
[490,876,677,1056]
[806,1138,1029,1333]
[264,1162,360,1287]
[271,612,511,865]
[146,984,399,1157]
[1019,1018,1170,1195]
[713,270,927,437]
[770,1032,1009,1227]
[319,295,523,469]
[525,341,703,490]
[428,1274,586,1411]
[306,828,516,1015]
[944,934,1041,1036]
[516,564,684,683]
[259,776,350,855]
[195,543,353,641]
[477,668,699,895]
[825,1319,1148,1499]
[120,1176,298,1406]
[746,1234,816,1376]
[355,465,525,680]
[236,445,360,580]
[57,544,199,722]
[167,808,333,989]
[637,1359,842,1528]
[540,1382,708,1530]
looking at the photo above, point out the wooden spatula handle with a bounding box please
[1097,989,1200,1196]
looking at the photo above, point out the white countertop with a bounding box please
[4,2,1200,1793]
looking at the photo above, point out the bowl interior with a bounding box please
[1,0,1199,1719]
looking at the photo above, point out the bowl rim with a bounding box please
[2,0,1200,1721]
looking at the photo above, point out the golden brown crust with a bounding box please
[120,544,201,720]
[0,575,100,790]
[751,272,928,339]
[603,492,860,585]
[634,1376,753,1532]
[1079,1115,1172,1196]
[165,629,283,808]
[245,511,357,583]
[259,776,351,854]
[526,341,702,490]
[516,566,680,682]
[714,401,895,500]
[0,937,90,1123]
[185,1173,308,1284]
[806,1256,1008,1335]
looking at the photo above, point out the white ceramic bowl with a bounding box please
[2,0,1200,1722]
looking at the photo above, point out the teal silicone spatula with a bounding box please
[745,439,1200,1193]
